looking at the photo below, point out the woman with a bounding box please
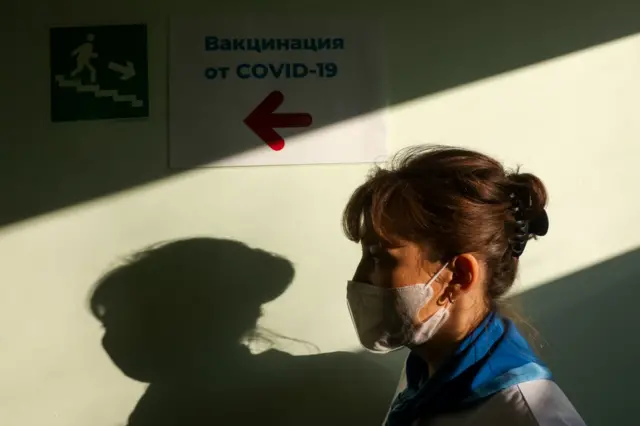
[343,146,586,426]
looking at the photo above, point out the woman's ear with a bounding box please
[450,254,481,293]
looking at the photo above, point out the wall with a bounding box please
[513,248,640,426]
[2,1,640,425]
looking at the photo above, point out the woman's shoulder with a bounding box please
[468,379,585,426]
[426,380,586,426]
[511,379,586,426]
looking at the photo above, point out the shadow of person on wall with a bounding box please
[508,247,640,426]
[88,237,399,426]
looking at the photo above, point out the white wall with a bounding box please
[2,1,640,425]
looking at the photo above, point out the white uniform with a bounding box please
[384,366,586,426]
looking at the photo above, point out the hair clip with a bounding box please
[508,192,549,258]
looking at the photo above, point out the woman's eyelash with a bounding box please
[367,245,381,255]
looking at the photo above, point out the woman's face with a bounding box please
[352,233,453,323]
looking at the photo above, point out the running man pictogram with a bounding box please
[70,34,98,83]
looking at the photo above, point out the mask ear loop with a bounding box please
[431,261,453,306]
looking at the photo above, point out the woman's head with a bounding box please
[343,145,549,352]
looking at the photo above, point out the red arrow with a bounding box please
[243,90,313,151]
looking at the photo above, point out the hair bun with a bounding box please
[508,172,547,215]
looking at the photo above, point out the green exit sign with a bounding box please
[50,23,149,122]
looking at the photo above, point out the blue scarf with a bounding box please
[385,311,552,426]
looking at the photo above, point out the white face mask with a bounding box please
[346,263,450,353]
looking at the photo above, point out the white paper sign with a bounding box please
[169,17,387,168]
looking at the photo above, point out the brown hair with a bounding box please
[342,145,548,303]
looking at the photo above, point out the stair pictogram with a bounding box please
[55,75,144,108]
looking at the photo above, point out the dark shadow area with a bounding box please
[384,0,640,103]
[88,237,399,426]
[5,0,640,227]
[509,248,640,426]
